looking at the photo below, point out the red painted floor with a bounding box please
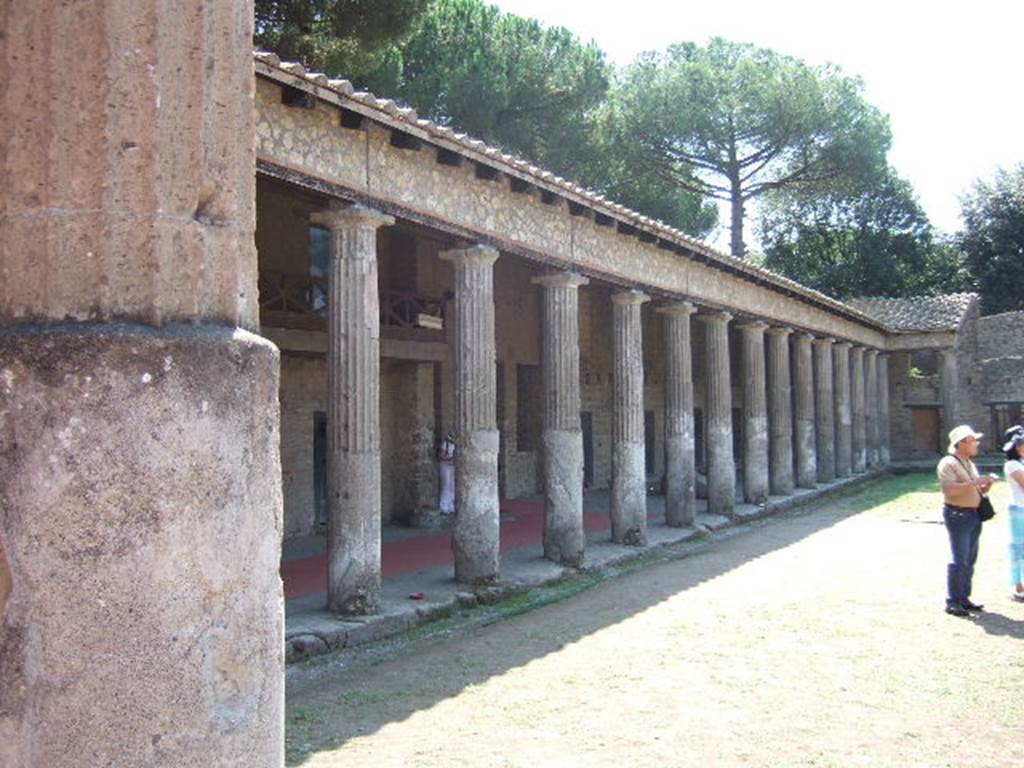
[281,497,617,600]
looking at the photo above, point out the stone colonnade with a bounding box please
[300,212,896,611]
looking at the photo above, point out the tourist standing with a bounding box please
[438,432,456,516]
[1002,432,1024,602]
[937,425,995,617]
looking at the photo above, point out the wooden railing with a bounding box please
[258,271,446,341]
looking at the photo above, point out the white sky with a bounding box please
[491,0,1024,246]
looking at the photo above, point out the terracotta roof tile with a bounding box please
[846,293,978,332]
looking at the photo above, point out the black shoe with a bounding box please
[945,603,970,617]
[961,600,984,612]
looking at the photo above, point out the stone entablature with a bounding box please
[252,57,886,347]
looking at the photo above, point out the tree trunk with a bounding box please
[730,188,746,259]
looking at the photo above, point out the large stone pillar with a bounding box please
[865,349,880,468]
[814,337,836,483]
[878,354,892,465]
[440,245,501,583]
[610,290,650,545]
[659,301,697,527]
[767,326,795,495]
[793,332,818,488]
[532,272,589,566]
[311,205,393,614]
[739,321,769,504]
[700,311,735,516]
[0,2,284,766]
[851,346,866,473]
[940,347,959,438]
[834,342,853,478]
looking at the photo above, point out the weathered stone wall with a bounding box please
[254,76,886,348]
[979,311,1024,405]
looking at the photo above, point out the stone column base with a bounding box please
[454,428,500,584]
[541,429,585,566]
[611,442,647,545]
[0,323,284,768]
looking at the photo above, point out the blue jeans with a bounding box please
[944,505,982,606]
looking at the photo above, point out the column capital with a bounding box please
[611,289,650,306]
[440,243,500,267]
[766,325,793,337]
[813,336,835,347]
[795,331,815,342]
[657,300,697,316]
[531,271,589,289]
[311,203,394,231]
[834,340,853,350]
[697,309,732,325]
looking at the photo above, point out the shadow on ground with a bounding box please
[284,473,941,765]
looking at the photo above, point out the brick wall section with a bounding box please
[979,312,1024,405]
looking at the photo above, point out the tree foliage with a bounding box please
[356,0,715,237]
[615,38,891,258]
[758,169,969,299]
[957,164,1024,314]
[254,0,432,77]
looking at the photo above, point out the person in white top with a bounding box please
[1001,429,1024,602]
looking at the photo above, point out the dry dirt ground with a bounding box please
[286,474,1024,768]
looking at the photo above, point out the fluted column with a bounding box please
[312,205,394,614]
[659,301,697,527]
[834,342,853,478]
[865,349,880,468]
[878,354,892,465]
[851,346,866,473]
[739,321,769,503]
[767,326,794,495]
[533,271,589,566]
[814,337,836,483]
[440,245,501,583]
[611,290,650,545]
[700,311,735,516]
[793,332,817,488]
[940,348,959,439]
[0,2,284,765]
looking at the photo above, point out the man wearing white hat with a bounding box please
[936,425,996,617]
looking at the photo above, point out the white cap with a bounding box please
[947,424,983,454]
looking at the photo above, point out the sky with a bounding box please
[491,0,1024,248]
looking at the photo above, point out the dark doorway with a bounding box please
[911,407,941,454]
[313,411,327,527]
[645,410,656,476]
[581,412,594,488]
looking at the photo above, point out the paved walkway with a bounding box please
[283,475,882,661]
[285,474,1024,767]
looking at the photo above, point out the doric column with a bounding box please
[739,321,769,503]
[532,271,589,566]
[611,290,650,545]
[659,301,697,527]
[440,245,501,583]
[878,354,892,465]
[851,346,866,473]
[833,342,853,478]
[793,332,818,488]
[0,2,284,765]
[767,326,795,495]
[311,204,393,614]
[814,337,836,483]
[940,348,959,439]
[865,349,880,468]
[699,311,735,516]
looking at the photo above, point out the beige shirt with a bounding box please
[937,454,981,508]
